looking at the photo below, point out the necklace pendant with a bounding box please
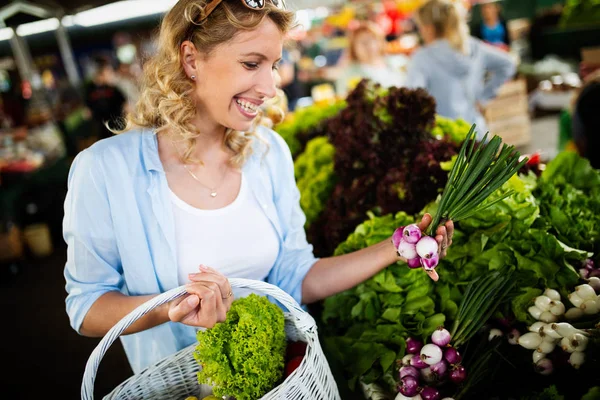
[210,191,217,198]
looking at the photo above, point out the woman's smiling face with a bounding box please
[182,17,284,132]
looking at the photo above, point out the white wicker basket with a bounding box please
[82,278,341,400]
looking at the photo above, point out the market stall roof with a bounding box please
[1,0,123,27]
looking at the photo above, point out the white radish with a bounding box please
[518,332,543,349]
[529,322,545,333]
[541,324,562,339]
[507,329,520,345]
[575,284,597,300]
[528,306,543,320]
[552,323,580,338]
[581,299,599,315]
[539,311,558,323]
[569,292,585,307]
[588,277,600,292]
[535,296,552,312]
[569,351,585,369]
[544,288,561,301]
[488,328,503,341]
[549,301,565,316]
[533,351,545,364]
[402,354,413,366]
[536,340,556,354]
[570,333,589,352]
[565,307,584,321]
[561,337,575,353]
[395,393,422,400]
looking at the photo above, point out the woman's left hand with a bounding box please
[416,213,454,259]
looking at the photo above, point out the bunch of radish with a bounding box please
[515,284,600,375]
[393,224,441,281]
[395,327,464,400]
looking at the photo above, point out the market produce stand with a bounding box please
[0,123,70,276]
[272,80,600,400]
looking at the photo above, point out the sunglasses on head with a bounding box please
[203,0,285,19]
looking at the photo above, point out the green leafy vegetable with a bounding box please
[320,212,455,392]
[581,387,600,400]
[520,385,565,400]
[431,115,472,144]
[195,294,286,400]
[511,287,543,324]
[274,100,346,157]
[535,152,600,254]
[294,137,336,227]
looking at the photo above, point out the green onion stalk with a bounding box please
[426,125,528,237]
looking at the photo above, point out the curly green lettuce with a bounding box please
[194,294,286,400]
[294,136,337,227]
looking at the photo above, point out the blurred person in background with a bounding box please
[472,0,510,50]
[572,71,600,169]
[55,84,94,158]
[0,75,28,129]
[115,62,142,114]
[278,45,303,111]
[406,0,515,138]
[335,21,407,97]
[63,0,453,375]
[84,56,127,140]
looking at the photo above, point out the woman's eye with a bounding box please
[243,62,259,70]
[272,63,280,71]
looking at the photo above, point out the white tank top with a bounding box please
[170,172,280,298]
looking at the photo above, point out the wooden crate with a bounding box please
[488,115,532,147]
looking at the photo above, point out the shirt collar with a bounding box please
[141,128,164,173]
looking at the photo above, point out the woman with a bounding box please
[335,21,408,97]
[406,0,515,138]
[63,0,454,374]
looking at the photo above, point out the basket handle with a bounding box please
[81,278,315,400]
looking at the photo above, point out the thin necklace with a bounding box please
[183,164,227,198]
[171,139,227,198]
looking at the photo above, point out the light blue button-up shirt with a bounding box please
[63,126,318,373]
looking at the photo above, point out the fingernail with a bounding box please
[199,265,209,271]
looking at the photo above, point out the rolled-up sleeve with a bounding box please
[265,133,318,306]
[63,148,123,334]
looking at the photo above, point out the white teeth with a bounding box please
[236,99,257,113]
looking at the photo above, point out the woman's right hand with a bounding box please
[167,265,234,328]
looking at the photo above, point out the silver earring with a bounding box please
[191,75,196,80]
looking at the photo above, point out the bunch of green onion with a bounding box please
[426,124,528,237]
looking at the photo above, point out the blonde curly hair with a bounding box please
[116,0,294,167]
